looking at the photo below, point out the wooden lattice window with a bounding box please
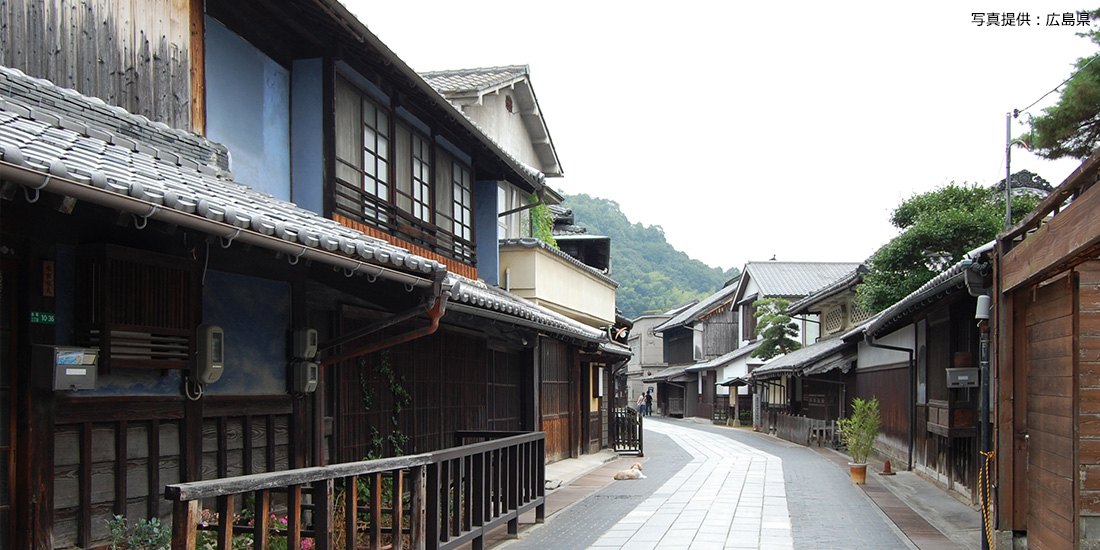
[75,245,197,372]
[823,306,845,334]
[849,301,873,324]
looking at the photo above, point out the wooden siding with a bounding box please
[1022,272,1076,548]
[853,365,909,461]
[1,0,195,131]
[703,308,737,359]
[1079,263,1100,526]
[50,395,295,549]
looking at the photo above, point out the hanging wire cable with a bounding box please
[1016,54,1100,114]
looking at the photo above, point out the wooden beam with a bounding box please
[189,0,205,135]
[1000,182,1100,292]
[1001,148,1100,244]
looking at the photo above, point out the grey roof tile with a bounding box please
[743,261,863,299]
[0,67,446,280]
[447,274,607,343]
[655,282,739,333]
[420,65,529,95]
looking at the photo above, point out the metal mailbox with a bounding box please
[34,345,99,391]
[946,367,979,388]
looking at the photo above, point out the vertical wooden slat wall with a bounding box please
[1021,272,1076,548]
[0,0,194,131]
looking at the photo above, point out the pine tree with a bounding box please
[1020,11,1100,160]
[749,298,801,360]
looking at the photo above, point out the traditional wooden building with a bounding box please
[993,150,1100,548]
[0,1,626,547]
[749,266,865,431]
[845,245,994,503]
[645,279,739,419]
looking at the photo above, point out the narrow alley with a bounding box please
[499,418,981,550]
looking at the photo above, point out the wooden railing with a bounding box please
[164,431,546,550]
[775,413,839,448]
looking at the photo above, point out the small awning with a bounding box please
[719,376,750,387]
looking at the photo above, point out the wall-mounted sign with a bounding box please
[42,260,55,297]
[31,311,56,324]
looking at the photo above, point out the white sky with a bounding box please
[346,1,1096,271]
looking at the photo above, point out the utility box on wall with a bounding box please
[34,345,99,391]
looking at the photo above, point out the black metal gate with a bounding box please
[611,407,643,455]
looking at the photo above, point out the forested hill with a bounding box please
[559,193,740,320]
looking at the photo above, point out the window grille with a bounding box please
[823,306,845,334]
[75,245,196,372]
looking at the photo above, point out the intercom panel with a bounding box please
[196,324,225,384]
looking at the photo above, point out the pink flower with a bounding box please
[301,538,315,550]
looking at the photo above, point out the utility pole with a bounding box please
[1005,112,1013,229]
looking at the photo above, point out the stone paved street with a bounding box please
[501,417,916,550]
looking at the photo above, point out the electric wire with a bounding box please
[1016,54,1099,114]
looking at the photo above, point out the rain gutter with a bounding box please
[1,159,442,290]
[319,295,447,367]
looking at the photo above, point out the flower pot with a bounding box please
[849,462,868,485]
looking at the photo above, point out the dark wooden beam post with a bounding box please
[287,485,302,550]
[412,465,427,550]
[216,494,235,550]
[371,472,382,549]
[314,479,334,550]
[254,489,270,550]
[391,469,405,550]
[171,499,200,550]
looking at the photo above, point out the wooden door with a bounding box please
[540,339,572,462]
[1017,272,1076,547]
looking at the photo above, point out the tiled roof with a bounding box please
[419,64,563,179]
[420,65,529,95]
[864,241,994,338]
[654,281,739,333]
[641,365,690,383]
[786,265,866,316]
[499,238,618,288]
[749,337,852,380]
[685,341,762,372]
[743,261,863,299]
[0,65,446,287]
[447,275,607,343]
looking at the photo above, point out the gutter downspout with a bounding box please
[863,333,915,471]
[319,294,448,367]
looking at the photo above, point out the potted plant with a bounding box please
[838,396,881,484]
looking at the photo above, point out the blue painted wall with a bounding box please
[205,16,291,201]
[291,58,324,215]
[475,180,500,286]
[202,270,291,395]
[80,270,290,396]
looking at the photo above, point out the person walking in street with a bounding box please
[636,392,645,413]
[644,391,653,416]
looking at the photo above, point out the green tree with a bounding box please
[749,298,801,360]
[1018,10,1100,160]
[856,183,1040,313]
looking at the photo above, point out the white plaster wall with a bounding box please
[460,92,541,169]
[498,246,616,327]
[857,324,916,368]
